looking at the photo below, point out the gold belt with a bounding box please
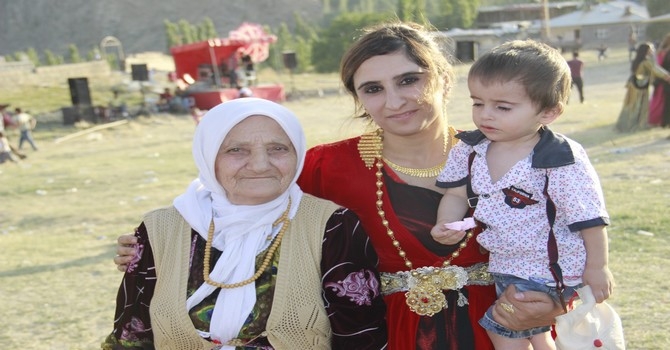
[380,262,493,316]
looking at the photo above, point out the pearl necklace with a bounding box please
[203,199,291,289]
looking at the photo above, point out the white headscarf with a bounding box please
[173,98,305,345]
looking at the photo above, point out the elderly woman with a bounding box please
[102,98,387,349]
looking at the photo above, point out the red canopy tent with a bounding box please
[170,23,285,109]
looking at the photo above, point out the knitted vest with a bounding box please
[145,194,338,350]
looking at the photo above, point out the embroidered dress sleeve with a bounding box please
[547,143,610,232]
[321,208,388,349]
[436,140,471,187]
[101,223,157,350]
[298,145,326,198]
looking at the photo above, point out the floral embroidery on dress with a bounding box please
[120,316,147,341]
[125,227,145,274]
[125,242,144,274]
[325,269,380,306]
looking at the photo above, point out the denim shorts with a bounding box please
[479,273,581,339]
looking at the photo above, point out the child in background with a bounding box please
[430,40,614,349]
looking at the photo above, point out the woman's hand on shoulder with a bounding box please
[114,233,138,272]
[492,284,564,331]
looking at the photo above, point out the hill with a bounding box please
[0,0,323,57]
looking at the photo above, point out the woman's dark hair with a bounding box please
[631,43,652,73]
[339,21,455,119]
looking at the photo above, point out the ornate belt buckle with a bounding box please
[404,266,469,316]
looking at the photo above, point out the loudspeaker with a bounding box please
[131,64,149,81]
[282,51,297,70]
[68,77,92,106]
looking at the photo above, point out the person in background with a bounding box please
[649,33,670,128]
[14,107,38,151]
[432,39,614,350]
[0,131,19,164]
[108,90,129,120]
[0,104,26,160]
[102,98,387,349]
[237,86,253,98]
[597,43,608,62]
[157,87,174,112]
[567,51,585,103]
[115,21,564,350]
[615,42,670,132]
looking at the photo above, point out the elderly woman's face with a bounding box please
[215,115,298,205]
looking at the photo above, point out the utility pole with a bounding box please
[541,0,551,42]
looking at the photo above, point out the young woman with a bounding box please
[615,42,670,132]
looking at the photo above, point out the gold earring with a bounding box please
[358,128,383,169]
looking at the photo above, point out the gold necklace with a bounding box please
[371,136,476,316]
[381,157,445,178]
[203,199,291,289]
[359,127,454,178]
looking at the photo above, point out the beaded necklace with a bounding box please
[359,127,475,316]
[203,199,291,289]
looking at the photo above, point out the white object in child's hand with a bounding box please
[444,217,476,231]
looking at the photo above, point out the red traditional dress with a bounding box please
[299,135,496,350]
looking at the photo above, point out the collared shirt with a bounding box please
[436,128,609,283]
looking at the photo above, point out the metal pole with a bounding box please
[542,0,551,42]
[208,40,221,89]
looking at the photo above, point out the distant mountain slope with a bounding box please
[0,0,322,57]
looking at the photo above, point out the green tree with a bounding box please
[431,0,480,30]
[43,49,63,66]
[68,44,82,63]
[323,0,332,15]
[165,20,183,49]
[295,36,312,73]
[414,0,427,26]
[312,11,391,72]
[397,0,414,22]
[26,48,41,66]
[86,47,102,61]
[294,13,318,41]
[339,0,349,13]
[277,23,295,54]
[198,17,219,41]
[178,19,197,44]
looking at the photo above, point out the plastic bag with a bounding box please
[555,285,625,349]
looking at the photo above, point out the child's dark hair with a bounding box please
[468,39,571,111]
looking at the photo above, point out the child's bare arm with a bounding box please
[431,185,471,245]
[581,225,614,303]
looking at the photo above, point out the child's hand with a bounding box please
[431,223,467,245]
[582,265,615,303]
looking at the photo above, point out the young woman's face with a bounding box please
[215,115,297,205]
[468,78,548,143]
[352,51,444,136]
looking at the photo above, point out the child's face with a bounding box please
[468,77,551,142]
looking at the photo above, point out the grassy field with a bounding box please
[1,47,669,349]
